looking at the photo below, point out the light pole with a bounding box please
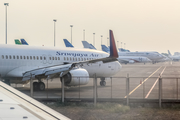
[70,25,73,44]
[124,43,126,49]
[4,3,9,44]
[101,35,103,45]
[107,37,109,46]
[121,42,122,48]
[93,33,95,46]
[53,19,57,47]
[117,41,119,48]
[83,29,85,40]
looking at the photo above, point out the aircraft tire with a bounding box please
[33,82,38,91]
[38,82,45,91]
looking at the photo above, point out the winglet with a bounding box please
[109,30,118,58]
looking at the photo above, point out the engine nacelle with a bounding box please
[129,60,135,64]
[63,68,89,86]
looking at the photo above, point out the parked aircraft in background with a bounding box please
[82,41,96,50]
[14,39,29,45]
[101,44,151,64]
[21,39,29,45]
[118,51,165,64]
[168,50,180,61]
[63,39,74,47]
[2,30,121,89]
[14,39,22,45]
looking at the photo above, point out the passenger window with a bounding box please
[2,55,4,59]
[67,57,69,61]
[37,56,39,60]
[78,58,80,61]
[6,55,8,59]
[84,58,86,61]
[17,56,19,59]
[64,57,66,60]
[9,55,11,59]
[24,56,26,59]
[27,56,29,59]
[58,57,60,60]
[40,56,42,60]
[81,58,83,61]
[33,56,35,60]
[44,56,46,60]
[20,56,22,59]
[30,56,32,60]
[52,57,54,60]
[55,57,57,60]
[13,55,15,59]
[49,57,51,60]
[73,58,74,61]
[70,58,72,61]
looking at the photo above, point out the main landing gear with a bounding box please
[100,78,106,86]
[33,81,45,91]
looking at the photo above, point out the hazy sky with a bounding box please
[1,0,180,54]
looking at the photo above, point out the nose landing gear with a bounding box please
[100,78,106,86]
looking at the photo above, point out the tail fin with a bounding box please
[20,39,29,45]
[63,39,74,47]
[109,30,118,58]
[89,44,96,50]
[168,50,172,56]
[82,41,96,49]
[15,39,22,45]
[101,44,110,53]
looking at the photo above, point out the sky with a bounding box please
[0,0,180,54]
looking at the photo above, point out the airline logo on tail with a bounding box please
[109,30,118,58]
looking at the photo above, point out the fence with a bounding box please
[12,76,180,108]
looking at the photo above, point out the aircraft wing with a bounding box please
[0,80,70,119]
[22,30,118,80]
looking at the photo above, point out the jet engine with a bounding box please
[62,68,89,86]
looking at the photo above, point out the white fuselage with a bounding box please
[118,56,151,63]
[118,51,165,61]
[0,44,121,82]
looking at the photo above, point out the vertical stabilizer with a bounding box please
[109,30,118,58]
[168,50,172,56]
[21,39,29,45]
[101,45,110,53]
[82,41,96,49]
[63,39,74,47]
[15,39,22,45]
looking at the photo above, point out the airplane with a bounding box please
[82,41,96,49]
[14,39,22,45]
[63,39,74,47]
[168,50,180,61]
[101,44,151,64]
[0,80,69,119]
[14,39,29,45]
[21,39,29,45]
[1,30,121,90]
[63,39,97,50]
[118,51,165,64]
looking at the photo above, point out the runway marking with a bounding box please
[124,66,162,98]
[145,66,166,98]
